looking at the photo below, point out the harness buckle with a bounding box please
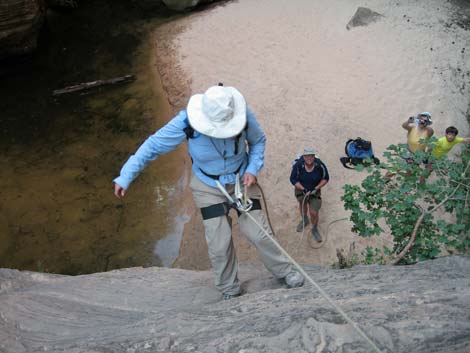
[234,173,253,212]
[215,173,253,213]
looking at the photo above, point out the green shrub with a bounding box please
[342,140,470,265]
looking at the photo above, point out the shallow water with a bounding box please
[0,1,186,274]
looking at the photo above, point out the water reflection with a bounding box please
[155,212,191,267]
[0,1,185,274]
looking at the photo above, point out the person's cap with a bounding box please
[187,85,247,139]
[418,111,432,125]
[303,147,316,156]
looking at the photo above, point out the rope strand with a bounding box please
[244,211,386,353]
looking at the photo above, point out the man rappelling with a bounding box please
[113,84,304,300]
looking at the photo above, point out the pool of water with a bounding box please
[0,0,187,274]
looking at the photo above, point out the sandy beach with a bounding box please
[153,0,470,269]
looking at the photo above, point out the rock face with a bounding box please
[0,0,220,60]
[0,0,46,59]
[347,7,384,30]
[1,256,470,352]
[162,0,217,11]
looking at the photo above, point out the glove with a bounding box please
[304,189,317,197]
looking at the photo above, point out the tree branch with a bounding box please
[390,210,425,265]
[52,75,135,96]
[390,183,462,266]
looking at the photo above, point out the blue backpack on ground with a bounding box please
[340,137,380,169]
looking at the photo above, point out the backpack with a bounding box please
[292,155,327,179]
[340,137,380,169]
[293,155,305,178]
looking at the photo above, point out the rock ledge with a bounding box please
[1,256,469,352]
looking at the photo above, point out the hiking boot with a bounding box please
[311,225,322,242]
[222,292,241,300]
[296,216,309,232]
[284,271,305,288]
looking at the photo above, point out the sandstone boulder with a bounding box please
[347,7,384,30]
[0,0,46,59]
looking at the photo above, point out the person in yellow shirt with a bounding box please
[385,112,433,179]
[432,126,470,158]
[401,112,434,161]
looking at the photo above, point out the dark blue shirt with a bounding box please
[290,157,329,191]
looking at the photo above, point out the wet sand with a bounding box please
[154,0,470,269]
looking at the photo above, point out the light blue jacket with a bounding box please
[113,107,266,189]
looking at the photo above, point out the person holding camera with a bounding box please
[401,112,434,162]
[290,148,329,242]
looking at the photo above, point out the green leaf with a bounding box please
[341,142,470,264]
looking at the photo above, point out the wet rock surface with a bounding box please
[0,0,46,59]
[0,0,221,61]
[1,256,469,353]
[162,0,218,11]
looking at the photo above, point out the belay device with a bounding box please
[215,173,253,213]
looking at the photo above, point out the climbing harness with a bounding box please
[214,173,254,213]
[215,177,386,353]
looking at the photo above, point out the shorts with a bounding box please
[294,189,322,211]
[402,147,429,165]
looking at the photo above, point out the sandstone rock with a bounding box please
[347,7,384,30]
[162,0,217,11]
[45,0,77,8]
[1,257,469,352]
[0,0,46,59]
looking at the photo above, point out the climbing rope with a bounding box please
[297,193,349,250]
[243,209,385,353]
[216,179,386,353]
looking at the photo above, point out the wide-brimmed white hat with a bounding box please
[303,147,317,156]
[187,85,247,139]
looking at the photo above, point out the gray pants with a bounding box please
[190,173,293,295]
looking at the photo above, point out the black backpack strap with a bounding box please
[183,126,194,140]
[342,139,355,169]
[345,139,354,156]
[182,117,194,140]
[340,157,355,169]
[296,156,305,179]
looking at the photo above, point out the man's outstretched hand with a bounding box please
[114,183,126,198]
